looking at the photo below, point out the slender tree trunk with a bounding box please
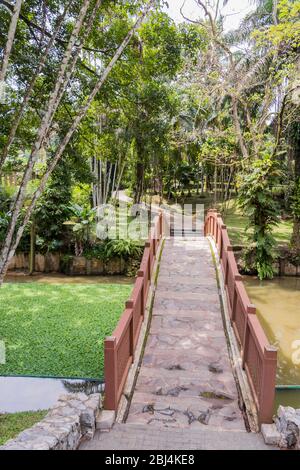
[232,96,249,160]
[135,161,144,204]
[29,222,35,275]
[224,166,234,201]
[0,4,70,172]
[0,0,91,278]
[214,161,217,206]
[0,0,23,83]
[0,0,155,284]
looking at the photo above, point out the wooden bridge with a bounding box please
[80,209,277,450]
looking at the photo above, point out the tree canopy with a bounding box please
[0,0,300,280]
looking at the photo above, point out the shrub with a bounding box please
[238,152,281,280]
[103,239,143,260]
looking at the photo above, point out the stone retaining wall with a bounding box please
[8,253,126,275]
[234,249,300,277]
[0,392,101,450]
[261,406,300,449]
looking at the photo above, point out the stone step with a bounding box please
[80,423,273,450]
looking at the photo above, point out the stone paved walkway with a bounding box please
[126,237,245,431]
[81,423,271,450]
[79,234,270,450]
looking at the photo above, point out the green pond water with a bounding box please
[244,276,300,410]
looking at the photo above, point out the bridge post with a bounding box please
[104,336,118,410]
[258,345,277,424]
[242,304,256,368]
[231,275,243,323]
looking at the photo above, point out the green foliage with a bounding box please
[238,152,282,279]
[223,199,293,246]
[0,186,12,247]
[65,204,96,256]
[0,281,132,378]
[34,158,73,253]
[291,178,300,219]
[253,0,300,48]
[83,243,107,261]
[103,239,143,260]
[0,410,47,446]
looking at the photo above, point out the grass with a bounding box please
[0,410,47,445]
[0,282,132,378]
[221,199,293,246]
[170,192,293,246]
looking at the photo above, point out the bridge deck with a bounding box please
[126,237,245,430]
[80,235,261,450]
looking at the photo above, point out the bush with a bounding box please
[103,239,143,260]
[238,152,281,280]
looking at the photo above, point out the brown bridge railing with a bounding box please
[204,209,277,425]
[104,212,163,411]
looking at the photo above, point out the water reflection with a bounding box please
[0,376,104,413]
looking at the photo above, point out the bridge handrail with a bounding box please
[104,212,163,411]
[204,209,277,425]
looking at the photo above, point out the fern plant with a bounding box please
[103,239,143,260]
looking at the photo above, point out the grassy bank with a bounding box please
[0,282,132,378]
[0,410,47,446]
[221,200,293,246]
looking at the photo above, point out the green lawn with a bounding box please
[0,282,132,378]
[222,200,293,246]
[0,410,47,446]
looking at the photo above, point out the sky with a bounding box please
[163,0,255,32]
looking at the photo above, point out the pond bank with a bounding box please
[0,376,103,414]
[5,272,134,285]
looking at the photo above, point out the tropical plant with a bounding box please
[103,239,143,260]
[65,204,96,256]
[238,151,282,279]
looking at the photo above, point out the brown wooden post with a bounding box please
[204,214,208,235]
[216,213,222,247]
[159,211,163,237]
[145,241,151,281]
[224,246,233,285]
[207,211,214,235]
[204,216,208,236]
[126,300,135,359]
[231,275,243,323]
[137,271,145,319]
[104,336,118,410]
[210,209,217,239]
[242,304,256,368]
[258,345,277,425]
[152,235,156,256]
[219,224,226,259]
[138,269,146,311]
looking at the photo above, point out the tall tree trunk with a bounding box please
[0,0,155,284]
[134,162,144,204]
[0,0,92,279]
[29,221,36,275]
[232,96,249,160]
[0,4,70,172]
[0,0,23,83]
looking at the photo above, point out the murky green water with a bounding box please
[244,276,300,409]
